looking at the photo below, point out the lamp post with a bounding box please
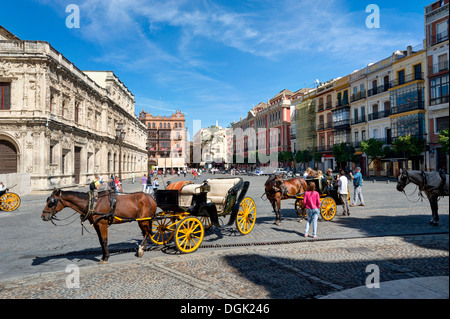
[163,151,167,176]
[115,123,126,180]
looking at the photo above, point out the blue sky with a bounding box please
[1,0,426,138]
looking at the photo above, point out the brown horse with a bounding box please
[41,188,157,264]
[264,175,307,225]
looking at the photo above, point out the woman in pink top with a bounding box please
[303,181,321,238]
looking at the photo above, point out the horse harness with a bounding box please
[402,170,448,199]
[265,177,304,200]
[421,170,448,195]
[82,190,142,226]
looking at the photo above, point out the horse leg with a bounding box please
[94,222,109,264]
[270,199,279,225]
[428,197,439,226]
[277,198,282,224]
[273,197,282,226]
[137,220,150,258]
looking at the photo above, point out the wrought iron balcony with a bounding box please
[390,101,424,115]
[429,60,449,76]
[367,84,391,97]
[428,30,449,47]
[350,91,366,102]
[390,72,424,88]
[368,110,391,121]
[351,116,367,125]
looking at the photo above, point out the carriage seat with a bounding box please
[179,183,202,207]
[206,178,241,212]
[180,184,202,195]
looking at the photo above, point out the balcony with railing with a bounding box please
[367,84,391,97]
[335,99,350,108]
[325,101,333,109]
[390,72,424,88]
[315,144,333,152]
[351,116,367,125]
[368,109,391,121]
[317,123,324,131]
[390,101,424,115]
[317,104,324,112]
[350,91,366,102]
[429,60,449,76]
[428,30,449,47]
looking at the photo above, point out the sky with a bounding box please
[0,0,427,138]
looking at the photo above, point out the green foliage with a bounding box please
[332,142,359,168]
[312,152,323,163]
[392,135,426,169]
[295,150,312,164]
[438,130,449,154]
[360,138,391,165]
[392,135,425,157]
[278,150,293,163]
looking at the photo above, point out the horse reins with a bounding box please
[399,171,425,203]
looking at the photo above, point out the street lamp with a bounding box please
[115,123,126,180]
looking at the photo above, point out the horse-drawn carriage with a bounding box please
[294,177,350,221]
[151,177,256,253]
[0,187,21,212]
[42,176,256,263]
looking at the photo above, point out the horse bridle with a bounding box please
[43,194,62,217]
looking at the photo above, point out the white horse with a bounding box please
[396,170,448,226]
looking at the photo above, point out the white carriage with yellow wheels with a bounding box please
[151,177,255,253]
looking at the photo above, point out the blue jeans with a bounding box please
[305,208,320,236]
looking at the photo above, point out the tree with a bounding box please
[295,150,312,167]
[392,135,425,170]
[332,142,359,169]
[438,130,449,154]
[278,150,293,166]
[360,138,391,167]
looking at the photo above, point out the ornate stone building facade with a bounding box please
[0,26,148,190]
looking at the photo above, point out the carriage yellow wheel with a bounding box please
[149,218,176,245]
[198,216,213,230]
[320,196,336,221]
[175,217,204,253]
[0,193,21,212]
[236,197,256,235]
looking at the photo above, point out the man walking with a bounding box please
[350,167,365,207]
[337,169,350,216]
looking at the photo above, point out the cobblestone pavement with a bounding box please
[0,234,447,300]
[0,173,448,300]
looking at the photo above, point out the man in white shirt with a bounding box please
[337,170,350,216]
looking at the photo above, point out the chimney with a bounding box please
[407,45,412,56]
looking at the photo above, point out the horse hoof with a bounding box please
[137,247,144,258]
[274,221,281,226]
[98,260,109,265]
